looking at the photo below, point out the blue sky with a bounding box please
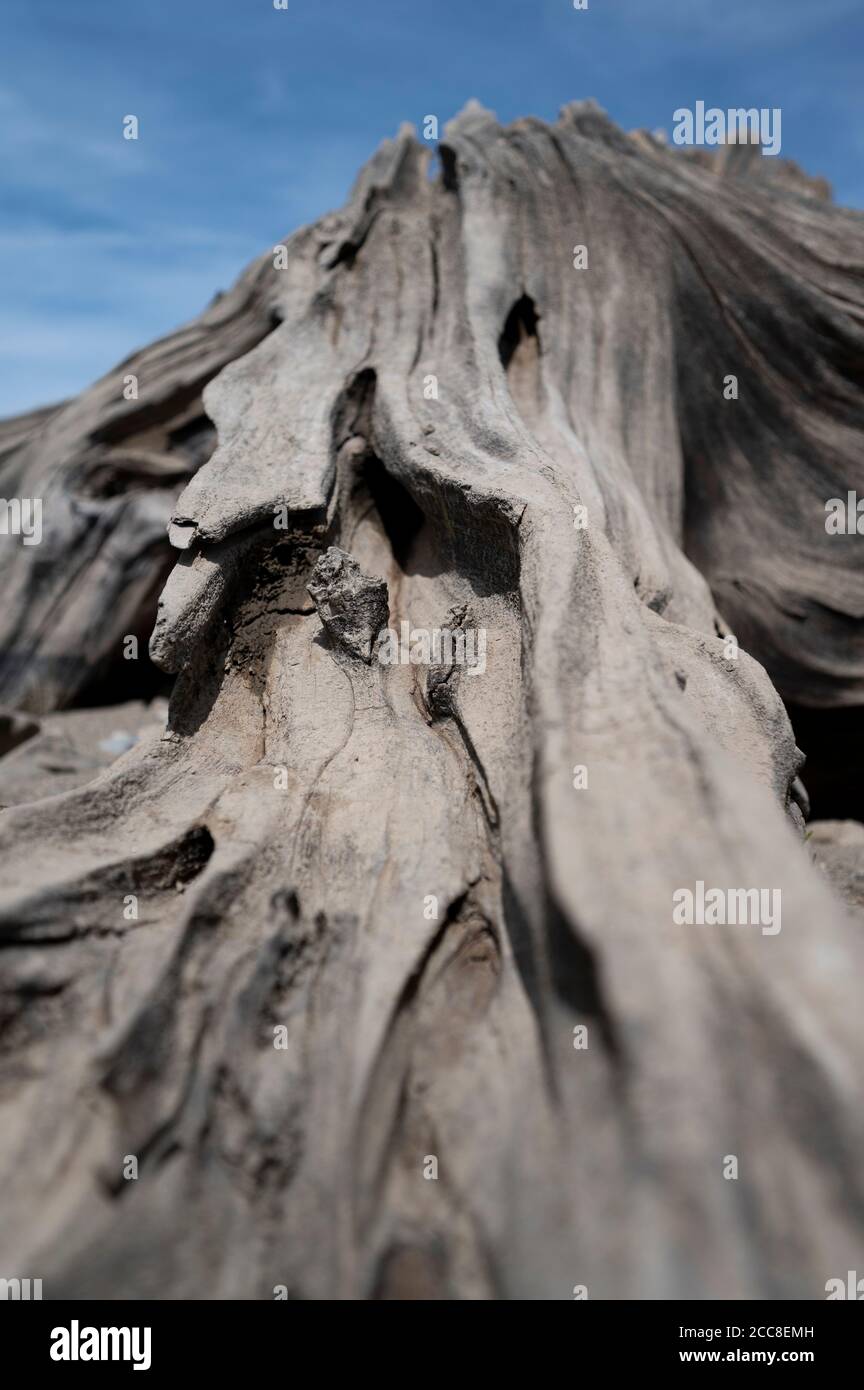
[1,0,862,416]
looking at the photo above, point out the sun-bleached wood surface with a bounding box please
[1,102,863,1299]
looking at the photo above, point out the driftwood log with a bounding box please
[1,101,863,1300]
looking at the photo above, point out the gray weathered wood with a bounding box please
[1,102,863,1299]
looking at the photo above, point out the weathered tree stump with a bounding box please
[1,102,863,1300]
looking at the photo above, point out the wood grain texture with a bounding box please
[1,102,863,1300]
